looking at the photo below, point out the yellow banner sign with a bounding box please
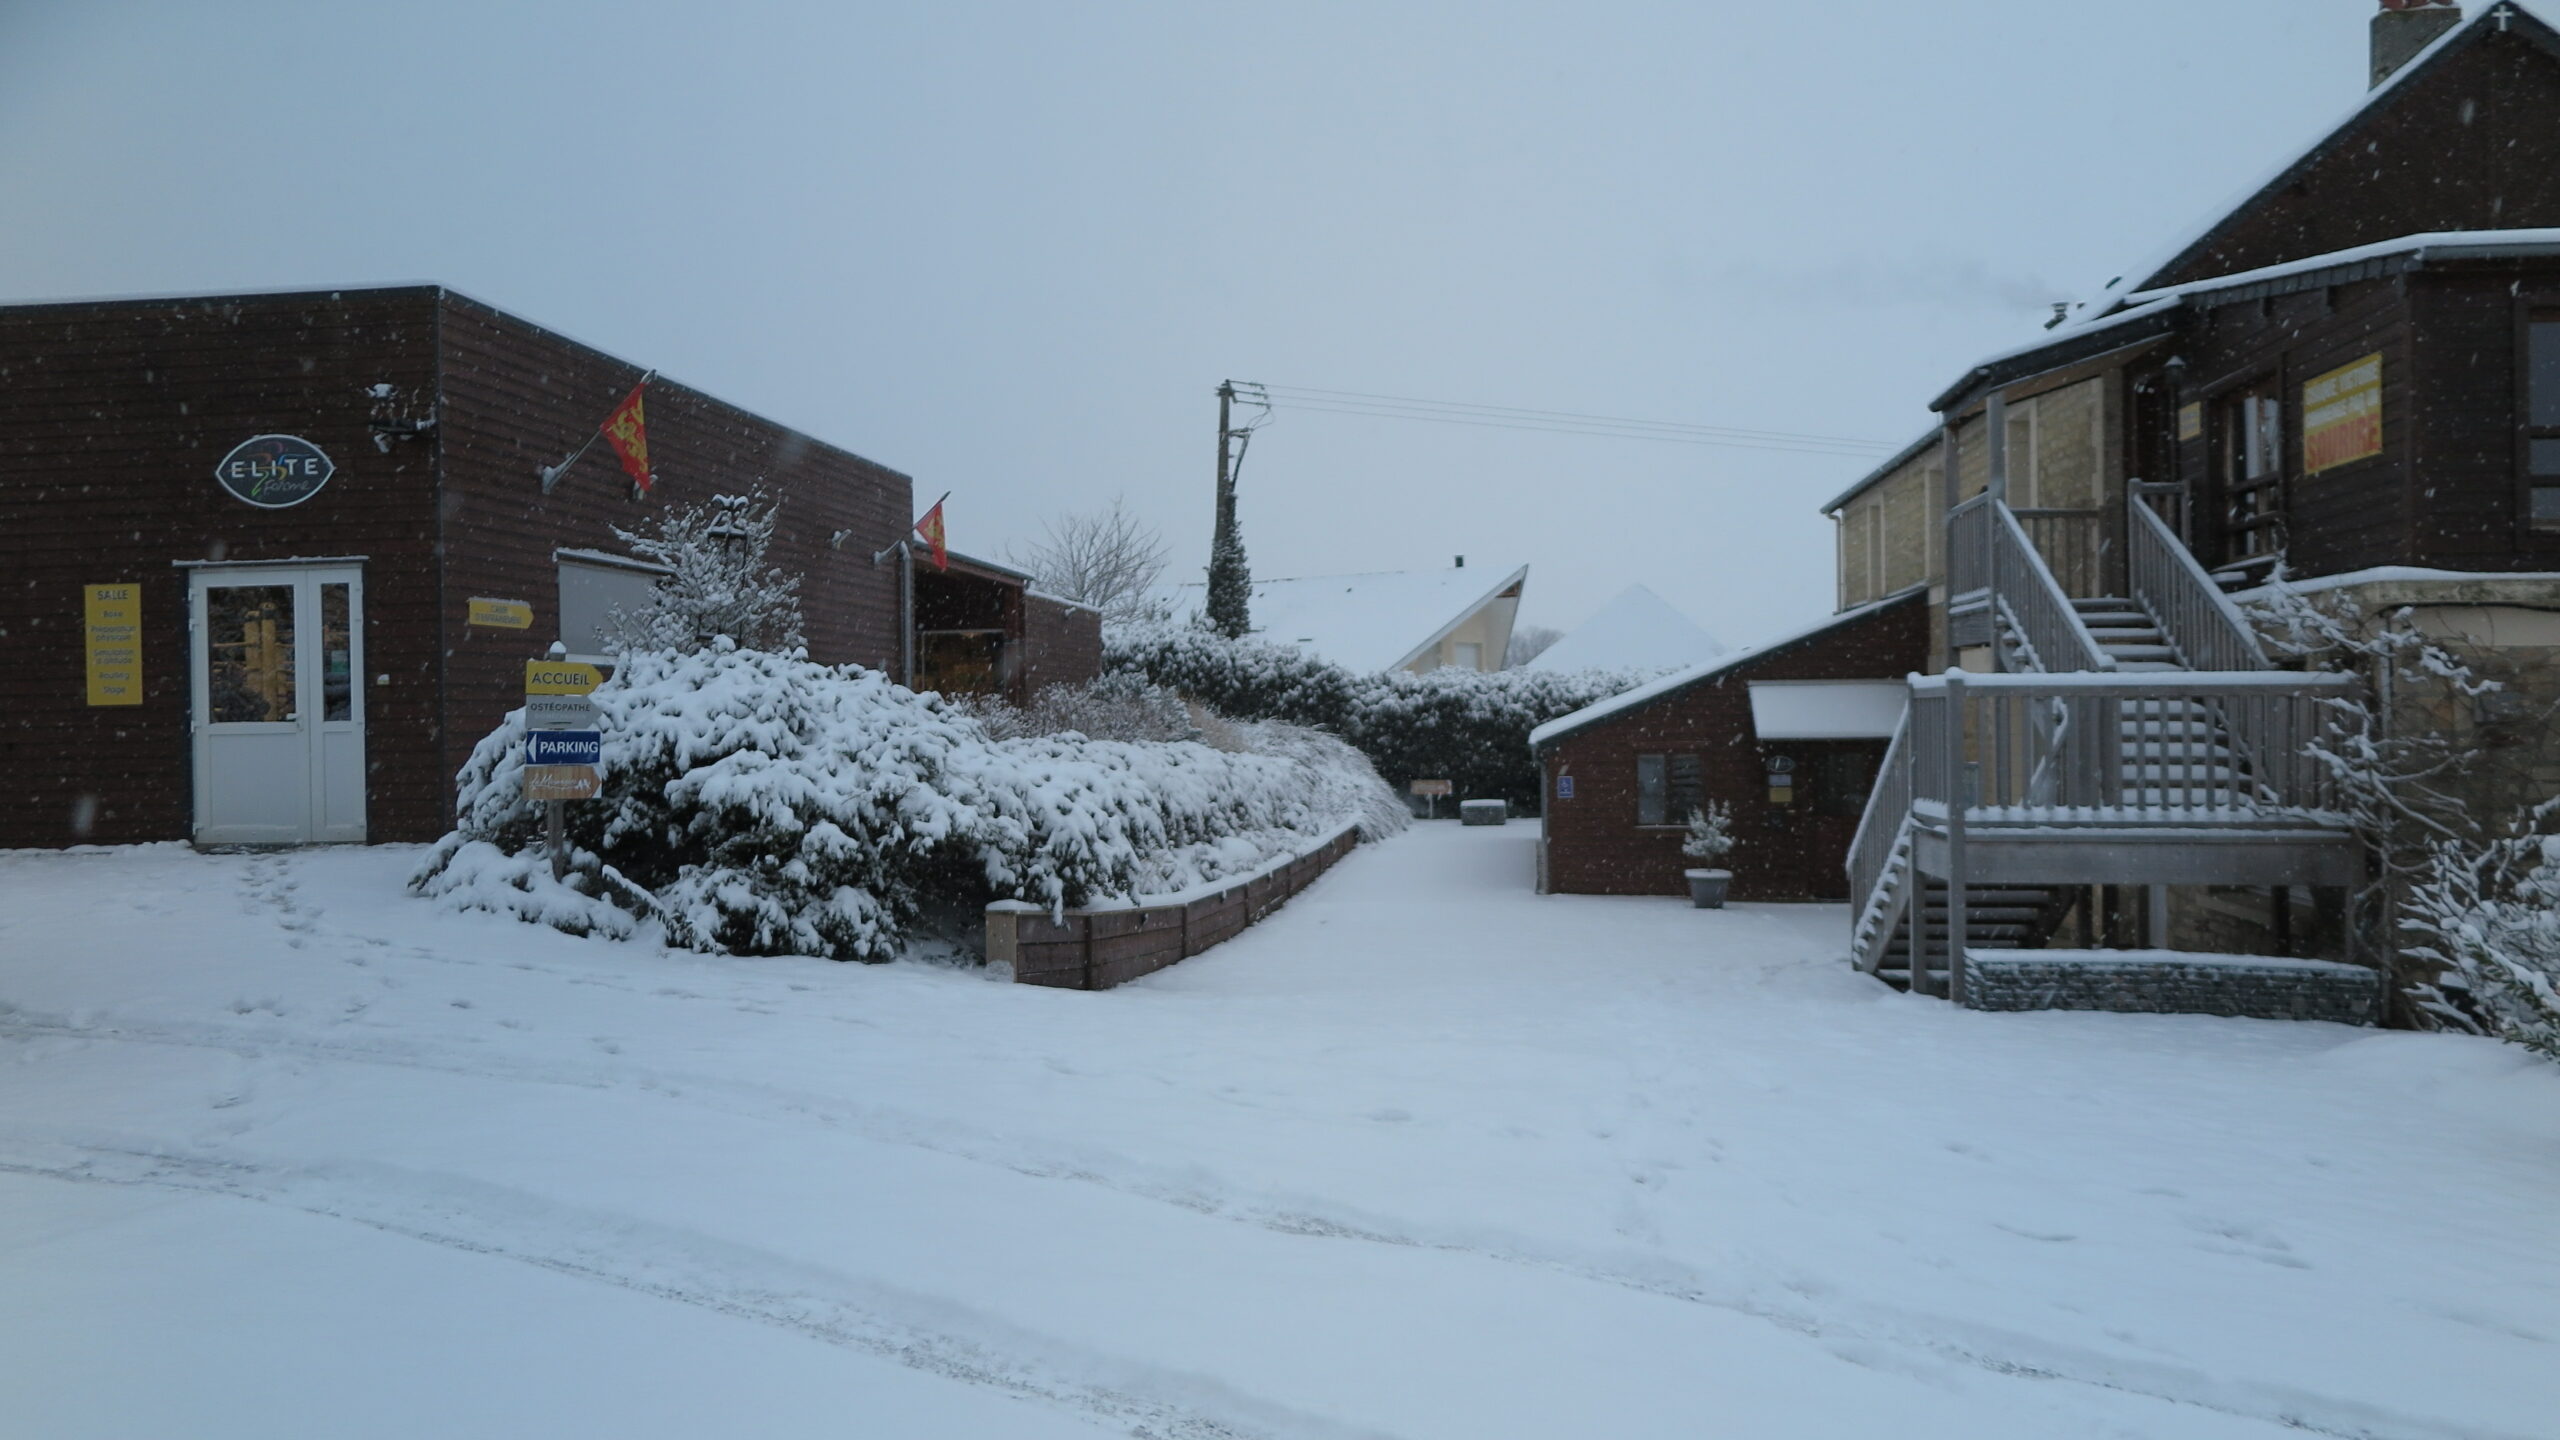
[469,597,533,629]
[85,584,142,706]
[524,659,604,696]
[523,763,601,801]
[2303,352,2383,475]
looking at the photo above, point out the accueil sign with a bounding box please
[213,434,336,509]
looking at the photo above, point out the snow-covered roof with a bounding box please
[1161,564,1528,673]
[1529,589,1923,751]
[1523,584,1724,673]
[2055,1,2544,328]
[2122,228,2560,306]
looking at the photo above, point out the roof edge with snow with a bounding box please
[1528,588,1926,751]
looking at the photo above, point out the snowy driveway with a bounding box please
[0,825,2553,1439]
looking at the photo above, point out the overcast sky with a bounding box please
[1,1,2416,645]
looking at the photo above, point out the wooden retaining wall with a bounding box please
[984,824,1361,990]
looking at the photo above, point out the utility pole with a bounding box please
[1206,380,1265,639]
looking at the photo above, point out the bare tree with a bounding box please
[1505,623,1564,668]
[1008,496,1171,622]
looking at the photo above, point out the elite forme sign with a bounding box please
[213,434,336,509]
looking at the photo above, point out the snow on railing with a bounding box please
[1990,500,2113,674]
[2127,495,2268,673]
[1846,705,1915,975]
[1906,670,2358,823]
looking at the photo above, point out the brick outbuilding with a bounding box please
[0,285,1098,849]
[1529,590,1928,901]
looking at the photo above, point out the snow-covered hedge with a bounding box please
[1103,621,1654,810]
[411,642,1403,961]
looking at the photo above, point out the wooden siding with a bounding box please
[432,293,909,829]
[2145,22,2560,291]
[1537,592,1928,901]
[0,288,444,847]
[2409,268,2560,570]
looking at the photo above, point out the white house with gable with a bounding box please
[1162,561,1526,674]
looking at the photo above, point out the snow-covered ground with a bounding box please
[1,825,2553,1439]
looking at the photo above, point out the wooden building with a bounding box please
[1828,2,2560,1015]
[0,285,1097,850]
[1530,591,1926,901]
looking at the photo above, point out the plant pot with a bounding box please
[1685,868,1731,909]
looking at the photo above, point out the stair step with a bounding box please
[2069,596,2137,611]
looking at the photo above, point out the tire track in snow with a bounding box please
[0,1008,2515,1440]
[0,1131,1400,1440]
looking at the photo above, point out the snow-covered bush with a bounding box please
[956,672,1201,744]
[411,645,1402,961]
[2242,568,2497,1015]
[2403,801,2560,1059]
[1681,803,1737,867]
[1104,620,1654,810]
[601,490,806,653]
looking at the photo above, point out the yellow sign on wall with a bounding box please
[84,584,142,706]
[2303,352,2384,475]
[468,597,533,629]
[524,659,604,696]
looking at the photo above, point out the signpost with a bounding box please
[1409,777,1452,819]
[524,651,604,878]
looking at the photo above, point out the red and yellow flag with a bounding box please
[914,498,948,571]
[600,380,653,492]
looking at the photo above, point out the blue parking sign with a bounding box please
[527,730,602,766]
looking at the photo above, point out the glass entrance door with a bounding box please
[189,565,366,844]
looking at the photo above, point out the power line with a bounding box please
[1250,382,1901,458]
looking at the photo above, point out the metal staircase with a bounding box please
[1848,492,2366,1006]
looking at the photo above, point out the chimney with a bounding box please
[2373,0,2462,89]
[1454,555,1465,568]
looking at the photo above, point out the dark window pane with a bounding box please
[2534,487,2560,525]
[207,585,295,723]
[1636,754,1667,827]
[2532,322,2560,427]
[1668,754,1702,820]
[2531,439,2560,477]
[321,583,352,722]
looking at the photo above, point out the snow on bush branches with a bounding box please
[1103,620,1655,809]
[2404,802,2560,1059]
[411,643,1404,961]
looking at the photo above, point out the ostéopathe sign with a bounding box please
[213,434,336,509]
[523,695,597,731]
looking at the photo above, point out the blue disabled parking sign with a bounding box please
[526,730,602,767]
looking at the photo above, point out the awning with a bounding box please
[1746,680,1906,740]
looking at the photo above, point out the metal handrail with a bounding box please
[2126,495,2268,672]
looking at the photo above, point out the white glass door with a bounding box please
[190,565,366,844]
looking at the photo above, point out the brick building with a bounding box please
[0,285,1098,849]
[1529,591,1927,900]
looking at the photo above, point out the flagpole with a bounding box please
[539,370,655,494]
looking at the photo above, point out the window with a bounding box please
[557,551,668,659]
[1811,749,1879,817]
[1636,753,1703,827]
[2528,314,2560,526]
[1452,640,1483,671]
[2219,385,2285,559]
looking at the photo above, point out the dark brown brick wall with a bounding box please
[432,292,908,831]
[0,288,444,847]
[1022,592,1102,697]
[1536,591,1927,901]
[0,286,913,848]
